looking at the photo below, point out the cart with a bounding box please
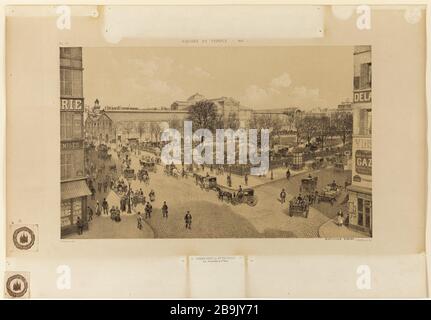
[288,197,309,218]
[202,176,218,191]
[123,168,136,180]
[140,161,157,173]
[231,188,258,207]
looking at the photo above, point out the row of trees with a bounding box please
[295,113,353,148]
[131,100,352,147]
[186,100,353,147]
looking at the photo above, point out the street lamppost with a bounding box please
[126,179,132,214]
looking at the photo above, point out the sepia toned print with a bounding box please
[60,46,372,239]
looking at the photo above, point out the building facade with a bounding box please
[85,100,115,144]
[347,46,372,235]
[171,93,253,128]
[104,109,189,143]
[60,47,91,236]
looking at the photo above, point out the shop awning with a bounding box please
[61,179,92,201]
[346,184,372,195]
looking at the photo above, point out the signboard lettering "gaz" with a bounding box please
[355,150,372,175]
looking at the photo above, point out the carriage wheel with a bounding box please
[248,197,258,207]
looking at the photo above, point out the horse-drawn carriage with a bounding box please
[288,197,309,218]
[137,169,150,184]
[299,175,318,203]
[140,161,157,173]
[123,168,136,180]
[164,164,179,178]
[203,176,217,191]
[231,188,258,206]
[194,174,217,191]
[132,193,146,207]
[316,182,342,204]
[216,186,258,207]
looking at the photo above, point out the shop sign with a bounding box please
[355,150,372,175]
[61,140,83,150]
[61,98,83,111]
[353,90,371,103]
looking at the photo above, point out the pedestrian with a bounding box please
[244,174,248,186]
[87,206,93,221]
[227,175,232,188]
[162,201,168,219]
[280,189,286,204]
[76,217,83,235]
[102,198,109,215]
[137,212,142,229]
[110,205,116,220]
[184,211,192,230]
[286,169,291,180]
[95,200,101,216]
[337,210,344,227]
[145,202,152,219]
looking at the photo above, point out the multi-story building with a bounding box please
[347,45,372,235]
[60,47,91,237]
[171,93,253,128]
[85,99,115,144]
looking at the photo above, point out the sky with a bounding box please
[83,46,353,111]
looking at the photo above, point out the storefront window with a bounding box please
[61,200,72,227]
[357,197,372,229]
[357,198,364,226]
[61,199,83,228]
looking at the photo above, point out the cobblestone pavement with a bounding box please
[70,143,363,239]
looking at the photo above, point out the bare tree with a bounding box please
[150,122,162,142]
[332,112,353,145]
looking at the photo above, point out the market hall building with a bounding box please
[60,47,92,237]
[347,46,372,236]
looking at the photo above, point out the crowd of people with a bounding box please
[78,142,197,235]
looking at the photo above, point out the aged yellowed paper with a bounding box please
[1,3,429,298]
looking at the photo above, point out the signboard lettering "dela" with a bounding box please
[61,98,83,111]
[353,90,371,103]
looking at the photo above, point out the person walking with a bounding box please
[145,202,152,219]
[184,211,192,230]
[87,206,93,221]
[227,175,232,188]
[110,205,116,220]
[76,217,84,235]
[95,200,101,216]
[244,174,248,186]
[280,189,286,204]
[102,198,109,215]
[286,169,291,180]
[162,201,168,219]
[337,210,344,227]
[137,212,142,230]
